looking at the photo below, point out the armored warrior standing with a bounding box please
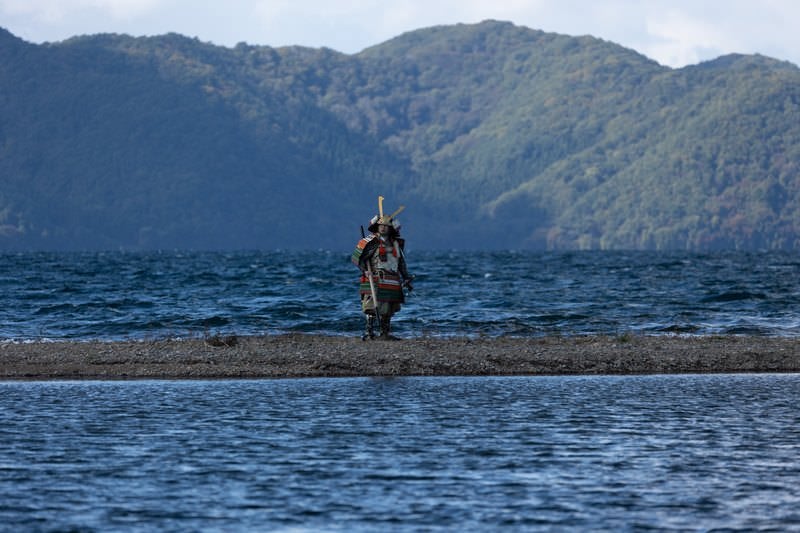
[351,196,414,340]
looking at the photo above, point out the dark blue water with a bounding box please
[1,375,799,531]
[1,251,799,341]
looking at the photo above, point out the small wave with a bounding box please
[723,325,774,335]
[701,291,767,303]
[657,324,702,334]
[34,303,78,315]
[194,316,232,328]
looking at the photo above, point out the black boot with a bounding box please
[379,315,400,340]
[361,314,376,341]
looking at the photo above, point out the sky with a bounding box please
[1,0,799,68]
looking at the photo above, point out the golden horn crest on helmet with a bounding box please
[373,196,406,226]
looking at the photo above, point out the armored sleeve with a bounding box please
[351,235,380,272]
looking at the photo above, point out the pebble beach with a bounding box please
[2,334,799,380]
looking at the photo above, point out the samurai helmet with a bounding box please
[368,196,405,233]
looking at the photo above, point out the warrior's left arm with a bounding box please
[397,246,414,288]
[398,254,411,280]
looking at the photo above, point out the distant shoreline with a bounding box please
[1,334,799,381]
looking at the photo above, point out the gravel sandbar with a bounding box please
[2,334,799,380]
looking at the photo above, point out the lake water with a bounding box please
[1,250,799,341]
[1,374,799,531]
[2,251,799,530]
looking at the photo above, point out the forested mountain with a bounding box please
[2,21,799,251]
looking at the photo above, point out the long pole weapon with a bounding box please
[366,260,381,331]
[361,229,381,334]
[367,196,386,327]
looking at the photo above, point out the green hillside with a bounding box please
[1,21,799,250]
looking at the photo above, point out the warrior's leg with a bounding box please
[362,313,376,340]
[379,310,400,340]
[360,293,377,340]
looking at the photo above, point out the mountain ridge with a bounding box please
[1,21,799,251]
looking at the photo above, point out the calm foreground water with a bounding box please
[0,375,800,531]
[1,250,800,340]
[1,374,799,531]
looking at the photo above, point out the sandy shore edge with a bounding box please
[1,334,799,380]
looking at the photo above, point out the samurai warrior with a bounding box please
[351,196,414,340]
